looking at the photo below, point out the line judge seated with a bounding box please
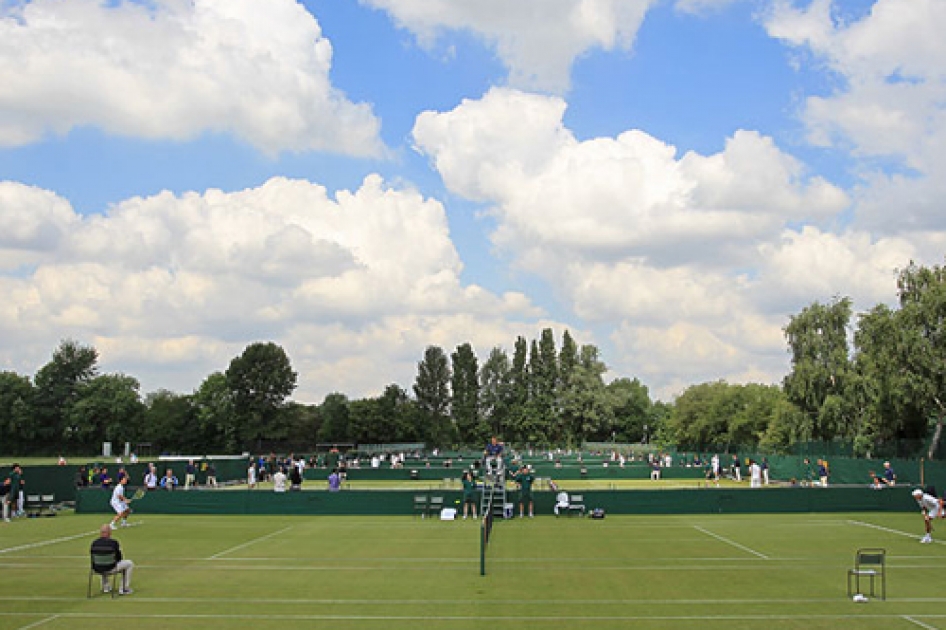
[90,523,134,595]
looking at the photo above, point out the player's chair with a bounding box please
[567,494,586,517]
[87,549,121,598]
[847,548,886,600]
[413,494,429,518]
[429,495,444,517]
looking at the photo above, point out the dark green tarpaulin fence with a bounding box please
[76,485,918,516]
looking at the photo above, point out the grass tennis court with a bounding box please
[1,511,944,629]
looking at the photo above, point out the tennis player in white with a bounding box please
[110,475,132,530]
[912,488,944,543]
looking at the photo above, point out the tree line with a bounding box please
[1,260,945,458]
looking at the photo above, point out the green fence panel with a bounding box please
[76,486,917,516]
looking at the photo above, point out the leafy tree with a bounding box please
[895,261,946,458]
[67,374,145,450]
[192,373,236,451]
[451,343,481,444]
[758,397,808,453]
[317,392,350,443]
[413,345,453,447]
[667,381,731,450]
[479,347,512,438]
[532,329,559,438]
[607,377,652,443]
[782,297,853,441]
[142,389,198,453]
[0,371,35,454]
[378,384,418,442]
[505,336,530,442]
[556,330,579,443]
[34,339,98,444]
[520,339,547,445]
[348,397,380,444]
[280,401,321,448]
[225,342,297,449]
[560,344,612,444]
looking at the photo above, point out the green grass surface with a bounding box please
[1,511,944,629]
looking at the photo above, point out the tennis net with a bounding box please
[480,482,498,575]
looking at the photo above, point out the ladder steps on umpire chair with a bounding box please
[480,469,508,519]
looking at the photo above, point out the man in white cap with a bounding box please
[912,488,944,543]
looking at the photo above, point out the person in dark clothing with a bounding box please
[90,524,134,595]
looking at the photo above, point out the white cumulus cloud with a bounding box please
[0,176,554,401]
[0,0,382,155]
[410,87,929,399]
[765,0,946,236]
[361,0,656,93]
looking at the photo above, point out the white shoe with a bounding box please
[921,534,932,543]
[119,588,133,595]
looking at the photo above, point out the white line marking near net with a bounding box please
[0,530,98,555]
[208,525,294,559]
[903,615,940,630]
[848,520,946,545]
[692,525,769,559]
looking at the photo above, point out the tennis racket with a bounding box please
[130,488,146,501]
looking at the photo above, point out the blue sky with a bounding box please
[1,0,944,403]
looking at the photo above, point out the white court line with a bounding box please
[903,616,940,630]
[0,530,98,555]
[4,595,946,605]
[848,520,946,545]
[208,525,293,559]
[16,614,59,630]
[2,612,946,622]
[693,525,769,559]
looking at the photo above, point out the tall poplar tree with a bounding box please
[479,346,511,439]
[413,345,453,447]
[451,343,481,444]
[506,336,530,442]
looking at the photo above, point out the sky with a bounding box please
[1,0,945,404]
